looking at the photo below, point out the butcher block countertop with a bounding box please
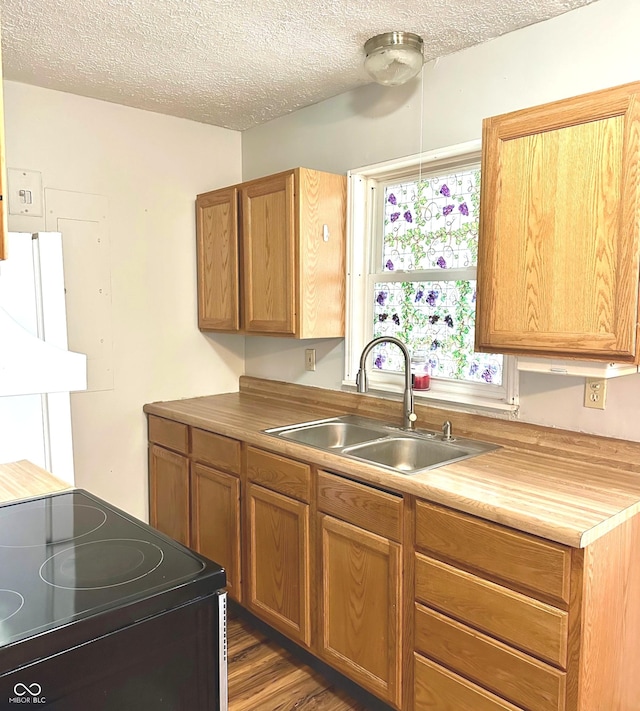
[144,377,640,549]
[0,460,70,504]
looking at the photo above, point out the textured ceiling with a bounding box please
[1,0,599,131]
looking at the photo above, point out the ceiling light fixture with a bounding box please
[364,32,424,87]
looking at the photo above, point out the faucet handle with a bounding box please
[442,420,453,441]
[355,368,367,393]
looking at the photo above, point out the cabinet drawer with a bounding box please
[415,500,571,605]
[415,604,565,711]
[415,654,525,711]
[191,428,241,475]
[317,471,402,541]
[246,447,311,502]
[148,416,188,454]
[415,553,568,668]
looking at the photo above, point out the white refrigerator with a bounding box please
[0,232,87,484]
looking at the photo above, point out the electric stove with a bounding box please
[0,489,227,710]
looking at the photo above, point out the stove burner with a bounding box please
[0,590,24,623]
[0,503,107,548]
[39,539,164,590]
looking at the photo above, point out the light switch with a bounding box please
[305,349,316,371]
[8,169,43,217]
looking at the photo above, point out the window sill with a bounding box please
[341,380,520,417]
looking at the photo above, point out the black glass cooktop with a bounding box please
[0,489,225,665]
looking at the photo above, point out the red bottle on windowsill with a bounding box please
[411,351,431,391]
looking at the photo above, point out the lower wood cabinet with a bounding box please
[246,482,311,646]
[413,502,571,711]
[414,553,568,668]
[148,443,190,546]
[191,462,241,601]
[146,415,640,711]
[318,513,402,708]
[414,604,565,711]
[415,654,526,711]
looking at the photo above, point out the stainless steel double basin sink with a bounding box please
[263,415,499,476]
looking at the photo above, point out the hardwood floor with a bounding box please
[228,614,370,710]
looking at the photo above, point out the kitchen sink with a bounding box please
[274,419,387,449]
[342,436,494,474]
[264,415,499,475]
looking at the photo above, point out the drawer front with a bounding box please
[415,604,565,711]
[415,500,571,605]
[415,553,568,668]
[148,415,188,454]
[415,654,525,711]
[191,428,241,475]
[246,447,311,502]
[317,471,402,541]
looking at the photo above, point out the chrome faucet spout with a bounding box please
[356,336,417,430]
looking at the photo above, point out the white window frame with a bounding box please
[344,140,519,413]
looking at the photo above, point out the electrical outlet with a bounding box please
[584,377,607,410]
[305,349,316,371]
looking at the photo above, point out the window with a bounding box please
[345,140,518,411]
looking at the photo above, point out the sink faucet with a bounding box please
[356,336,417,430]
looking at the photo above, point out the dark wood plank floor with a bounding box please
[228,615,369,710]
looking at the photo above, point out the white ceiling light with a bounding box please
[364,32,424,86]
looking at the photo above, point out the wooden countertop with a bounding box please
[144,379,640,549]
[0,460,71,504]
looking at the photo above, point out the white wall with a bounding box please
[3,82,244,518]
[242,0,640,442]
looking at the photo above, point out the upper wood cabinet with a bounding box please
[196,167,346,338]
[196,187,239,331]
[476,81,640,362]
[242,172,296,335]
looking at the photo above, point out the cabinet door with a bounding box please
[191,463,241,601]
[246,482,311,645]
[476,82,640,362]
[319,514,402,707]
[149,444,190,546]
[241,172,296,335]
[296,168,347,339]
[196,187,240,331]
